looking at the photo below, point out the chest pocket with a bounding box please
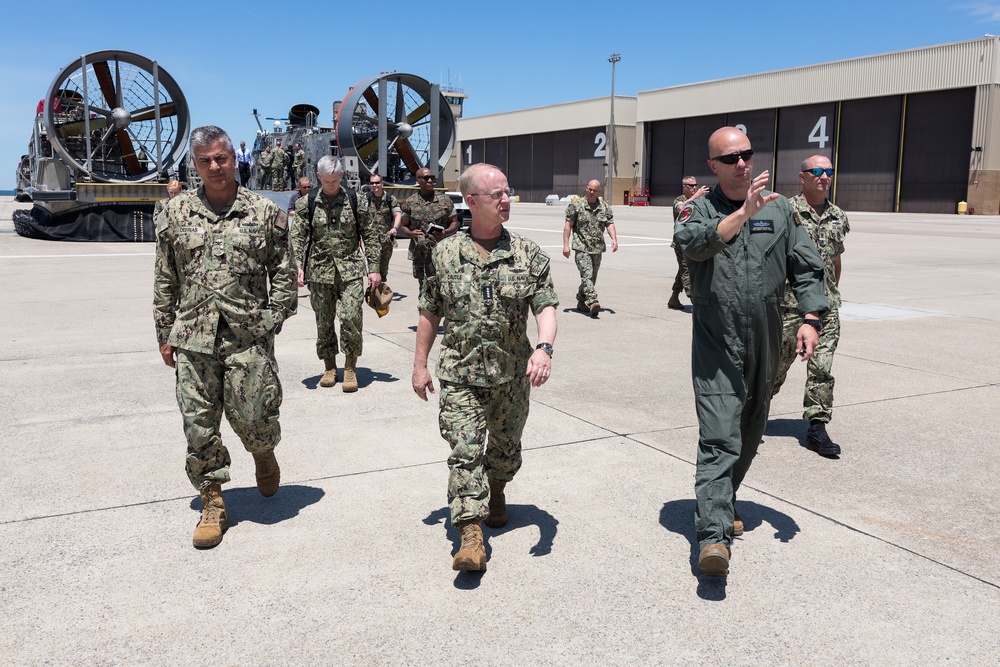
[227,233,267,275]
[498,274,532,301]
[761,225,787,259]
[174,232,205,266]
[441,277,472,321]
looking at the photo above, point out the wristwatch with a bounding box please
[535,343,553,357]
[803,318,823,332]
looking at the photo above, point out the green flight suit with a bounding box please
[674,187,829,551]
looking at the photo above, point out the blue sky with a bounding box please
[2,0,999,189]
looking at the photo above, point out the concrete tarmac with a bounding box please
[1,196,998,665]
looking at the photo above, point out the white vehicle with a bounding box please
[447,191,470,228]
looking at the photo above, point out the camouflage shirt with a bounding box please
[291,187,381,284]
[153,197,169,219]
[272,149,286,169]
[293,149,306,169]
[359,191,401,239]
[565,197,614,253]
[672,195,688,222]
[152,186,297,354]
[258,149,273,167]
[782,194,850,310]
[401,191,454,259]
[419,228,559,387]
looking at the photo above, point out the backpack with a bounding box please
[303,185,361,277]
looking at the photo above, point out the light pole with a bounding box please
[607,53,620,207]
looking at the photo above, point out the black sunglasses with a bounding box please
[419,175,436,181]
[711,149,754,164]
[803,167,834,177]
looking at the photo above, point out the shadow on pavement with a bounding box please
[300,368,399,390]
[423,504,560,588]
[660,498,802,599]
[188,483,325,527]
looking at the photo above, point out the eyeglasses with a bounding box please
[470,187,513,200]
[418,175,436,181]
[370,180,383,185]
[682,182,697,188]
[802,167,834,177]
[710,149,753,164]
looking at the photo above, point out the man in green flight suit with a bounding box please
[153,125,297,549]
[673,126,829,577]
[292,155,382,392]
[412,163,558,572]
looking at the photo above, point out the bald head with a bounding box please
[708,127,749,158]
[707,126,753,199]
[585,180,602,204]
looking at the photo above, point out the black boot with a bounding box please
[806,420,841,457]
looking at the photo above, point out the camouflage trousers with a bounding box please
[772,306,841,422]
[309,275,364,359]
[574,251,603,305]
[259,167,272,190]
[378,236,396,282]
[271,169,286,191]
[410,238,435,281]
[439,376,530,525]
[175,328,282,489]
[294,165,304,182]
[671,242,691,297]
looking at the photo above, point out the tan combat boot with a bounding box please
[320,358,338,388]
[342,355,358,393]
[485,480,508,528]
[452,520,487,571]
[253,451,280,497]
[193,482,227,549]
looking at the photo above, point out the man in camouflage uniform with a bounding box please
[413,163,558,572]
[153,125,297,549]
[271,142,287,191]
[292,155,382,393]
[152,179,182,219]
[358,173,402,282]
[293,143,307,182]
[399,166,457,293]
[258,145,273,191]
[771,154,850,458]
[669,177,710,310]
[562,179,618,317]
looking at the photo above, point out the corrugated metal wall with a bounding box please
[637,37,1000,121]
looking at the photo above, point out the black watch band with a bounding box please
[535,343,553,357]
[803,318,823,332]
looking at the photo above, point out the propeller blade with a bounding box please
[362,87,380,117]
[130,102,177,123]
[406,102,429,125]
[92,61,117,111]
[395,136,421,175]
[92,59,141,175]
[395,80,405,124]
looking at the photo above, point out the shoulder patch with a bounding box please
[677,205,693,224]
[275,210,288,230]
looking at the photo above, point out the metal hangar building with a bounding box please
[454,36,1000,214]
